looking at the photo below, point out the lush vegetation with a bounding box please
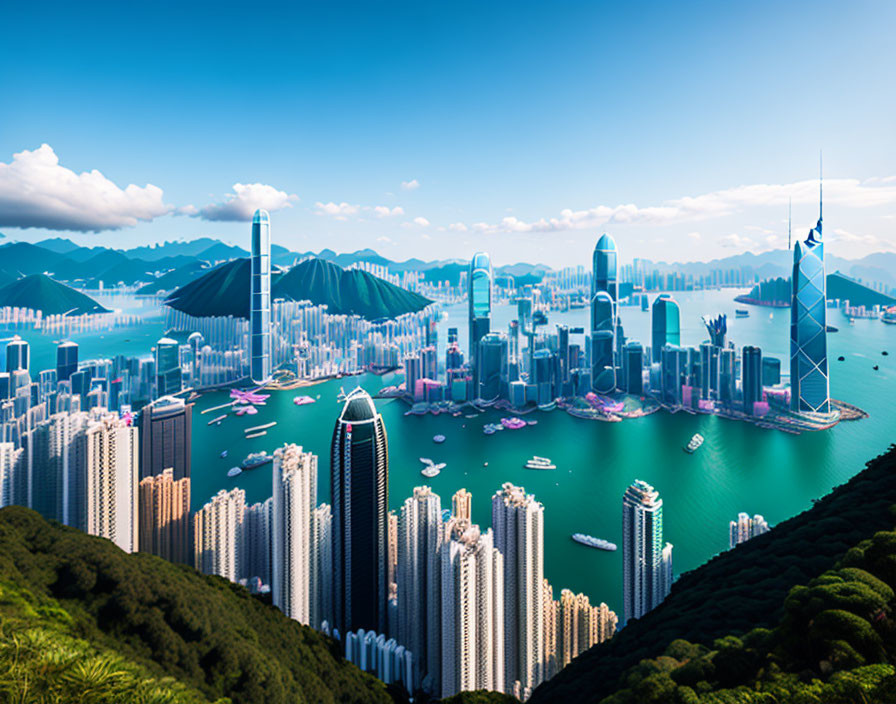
[166,256,432,321]
[0,506,392,704]
[531,444,896,703]
[597,528,896,703]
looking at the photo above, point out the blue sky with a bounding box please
[1,0,894,265]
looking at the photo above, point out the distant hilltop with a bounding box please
[0,274,109,316]
[735,271,896,309]
[164,256,433,321]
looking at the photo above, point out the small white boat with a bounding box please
[227,467,243,478]
[572,533,617,551]
[525,456,556,470]
[684,433,704,453]
[419,457,434,466]
[421,466,441,478]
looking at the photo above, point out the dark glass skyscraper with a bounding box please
[651,295,681,363]
[468,252,492,394]
[139,396,193,480]
[6,337,28,374]
[591,234,618,393]
[155,337,182,398]
[790,178,830,414]
[476,332,508,401]
[250,208,272,384]
[331,387,389,636]
[742,345,763,414]
[56,341,79,382]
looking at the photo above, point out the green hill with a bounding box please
[165,257,432,321]
[0,506,393,704]
[531,444,896,704]
[736,272,896,308]
[0,274,109,315]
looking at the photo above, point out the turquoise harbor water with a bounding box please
[186,289,896,616]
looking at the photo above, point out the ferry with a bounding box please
[241,451,272,470]
[421,467,441,478]
[245,431,267,439]
[227,467,243,478]
[735,309,749,318]
[572,534,618,551]
[684,433,704,453]
[882,306,896,324]
[433,434,446,443]
[525,456,556,470]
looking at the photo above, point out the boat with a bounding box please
[483,461,489,467]
[837,356,845,361]
[465,414,479,419]
[735,309,749,318]
[293,395,316,406]
[433,434,446,443]
[227,467,243,478]
[883,351,890,356]
[245,431,267,439]
[245,422,276,433]
[421,466,441,478]
[684,433,704,453]
[826,325,839,333]
[241,451,271,469]
[207,414,227,426]
[220,450,228,458]
[882,307,896,324]
[874,365,880,371]
[419,457,434,465]
[571,534,618,551]
[525,456,556,470]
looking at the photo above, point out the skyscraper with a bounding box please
[194,487,246,581]
[651,295,681,363]
[790,172,830,414]
[85,413,139,553]
[622,480,673,624]
[6,337,29,375]
[469,252,492,393]
[331,387,389,636]
[452,488,472,522]
[440,521,504,699]
[243,498,273,586]
[272,444,318,625]
[138,468,191,564]
[56,341,79,382]
[729,513,770,549]
[742,345,763,414]
[591,234,618,393]
[476,332,508,401]
[311,503,333,630]
[555,589,617,673]
[250,208,272,384]
[398,486,443,692]
[139,396,192,480]
[155,337,182,397]
[492,482,545,694]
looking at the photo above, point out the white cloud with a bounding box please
[372,205,404,217]
[830,227,896,251]
[449,176,896,235]
[0,143,172,232]
[314,201,360,221]
[199,183,298,222]
[176,204,199,216]
[719,233,756,249]
[413,216,430,227]
[376,235,393,244]
[401,179,420,191]
[448,222,468,232]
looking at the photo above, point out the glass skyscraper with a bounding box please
[591,234,617,393]
[651,295,680,363]
[155,337,182,397]
[56,340,79,382]
[622,480,672,624]
[468,252,492,394]
[250,208,272,384]
[330,387,390,636]
[790,182,830,414]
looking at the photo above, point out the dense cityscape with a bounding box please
[0,173,879,700]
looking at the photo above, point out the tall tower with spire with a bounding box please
[789,158,830,414]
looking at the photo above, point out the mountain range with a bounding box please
[165,257,433,321]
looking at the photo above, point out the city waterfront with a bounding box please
[190,289,896,616]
